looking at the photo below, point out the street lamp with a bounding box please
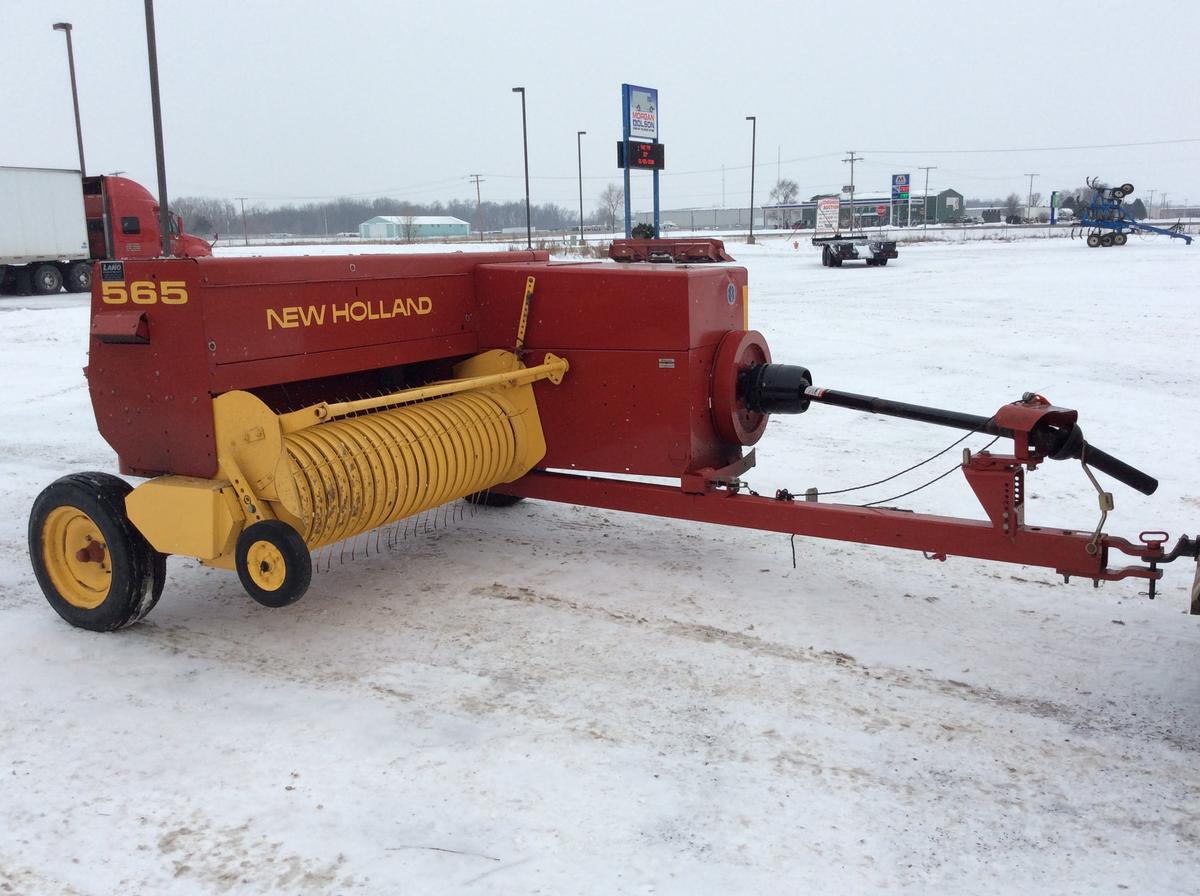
[746,116,756,244]
[512,87,531,249]
[52,22,86,176]
[576,130,586,246]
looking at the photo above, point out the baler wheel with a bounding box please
[1100,234,1115,247]
[1086,233,1101,247]
[235,520,312,608]
[463,491,526,508]
[29,472,166,631]
[1113,232,1128,246]
[31,264,63,295]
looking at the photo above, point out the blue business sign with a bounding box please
[891,173,910,200]
[625,85,658,141]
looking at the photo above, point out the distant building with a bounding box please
[765,188,966,229]
[359,215,470,239]
[633,207,762,230]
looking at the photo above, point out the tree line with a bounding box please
[173,193,621,239]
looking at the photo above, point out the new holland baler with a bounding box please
[27,251,1200,630]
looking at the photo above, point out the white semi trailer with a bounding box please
[0,166,91,294]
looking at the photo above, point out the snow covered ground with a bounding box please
[1,238,1197,894]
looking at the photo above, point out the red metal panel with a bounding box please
[87,258,217,478]
[530,345,740,477]
[474,262,746,352]
[475,262,748,476]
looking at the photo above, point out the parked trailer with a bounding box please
[0,167,212,295]
[813,234,898,267]
[0,167,90,294]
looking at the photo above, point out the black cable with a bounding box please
[860,437,1000,507]
[807,416,997,498]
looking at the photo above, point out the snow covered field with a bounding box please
[1,238,1197,894]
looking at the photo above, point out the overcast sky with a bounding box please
[4,0,1199,214]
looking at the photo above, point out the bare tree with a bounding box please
[768,178,799,226]
[598,183,624,232]
[401,209,418,243]
[1003,192,1022,221]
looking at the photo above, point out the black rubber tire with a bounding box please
[28,472,166,631]
[1113,232,1128,246]
[65,261,92,293]
[31,263,63,295]
[830,254,842,267]
[1100,234,1114,247]
[1086,233,1101,248]
[821,245,830,266]
[1112,188,1126,200]
[235,520,312,608]
[464,491,526,508]
[1120,183,1134,195]
[877,257,888,266]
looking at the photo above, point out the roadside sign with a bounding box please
[626,85,658,141]
[891,173,910,200]
[876,204,888,218]
[617,140,665,170]
[816,197,840,232]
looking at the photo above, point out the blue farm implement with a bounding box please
[1075,178,1192,248]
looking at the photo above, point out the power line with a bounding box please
[861,137,1200,154]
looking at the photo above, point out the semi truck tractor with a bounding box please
[0,166,211,295]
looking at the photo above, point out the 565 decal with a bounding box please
[101,281,189,305]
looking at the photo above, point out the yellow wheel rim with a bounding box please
[246,540,286,592]
[41,506,112,610]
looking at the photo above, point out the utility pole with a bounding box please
[236,197,248,246]
[469,174,484,242]
[575,131,587,246]
[919,165,936,233]
[746,116,757,244]
[1160,193,1169,218]
[512,87,531,249]
[52,23,86,177]
[1024,173,1038,219]
[842,151,861,232]
[1147,189,1156,219]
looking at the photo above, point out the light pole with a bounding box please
[142,0,172,257]
[746,116,756,244]
[512,87,531,249]
[52,22,86,176]
[1024,173,1038,220]
[576,130,586,245]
